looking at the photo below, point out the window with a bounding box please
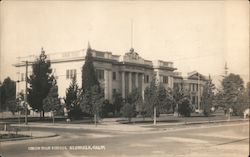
[163,76,168,84]
[66,69,76,79]
[192,96,196,105]
[96,52,105,57]
[96,69,104,80]
[144,75,149,83]
[112,72,116,80]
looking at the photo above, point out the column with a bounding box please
[121,71,125,98]
[135,73,138,88]
[168,76,173,89]
[142,74,145,100]
[128,72,132,93]
[108,70,113,100]
[104,70,109,100]
[156,70,160,84]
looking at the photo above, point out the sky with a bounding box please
[0,0,249,86]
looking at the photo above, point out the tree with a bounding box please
[157,84,173,114]
[102,99,114,117]
[221,73,244,115]
[201,75,215,116]
[27,48,54,117]
[78,44,104,124]
[91,85,104,126]
[144,76,166,125]
[126,88,143,111]
[121,103,136,123]
[65,76,79,118]
[6,100,18,115]
[173,85,182,113]
[178,98,192,117]
[77,85,104,123]
[173,86,191,117]
[247,82,250,97]
[0,82,3,110]
[120,89,143,122]
[144,76,158,118]
[77,89,92,116]
[233,82,249,116]
[43,80,61,123]
[0,77,16,111]
[112,91,124,115]
[214,89,225,109]
[82,45,99,91]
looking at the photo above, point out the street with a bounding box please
[1,121,249,157]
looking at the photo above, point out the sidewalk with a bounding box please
[11,118,248,133]
[12,122,153,132]
[0,130,58,142]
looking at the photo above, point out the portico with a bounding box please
[120,71,145,98]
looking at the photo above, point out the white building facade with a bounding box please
[14,45,206,111]
[15,46,176,101]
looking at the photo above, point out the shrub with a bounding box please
[121,103,136,122]
[178,99,192,117]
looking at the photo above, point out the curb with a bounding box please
[182,119,248,125]
[0,134,58,142]
[144,119,248,128]
[9,119,248,133]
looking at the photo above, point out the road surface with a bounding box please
[1,122,249,157]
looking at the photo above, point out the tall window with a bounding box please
[113,72,116,80]
[96,69,104,80]
[66,69,77,79]
[192,96,196,105]
[144,75,149,83]
[163,76,168,84]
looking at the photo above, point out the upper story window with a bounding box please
[112,72,116,80]
[163,76,168,84]
[144,75,149,83]
[96,69,104,80]
[66,69,77,79]
[95,52,105,58]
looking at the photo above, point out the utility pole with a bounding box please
[25,61,28,125]
[197,73,200,111]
